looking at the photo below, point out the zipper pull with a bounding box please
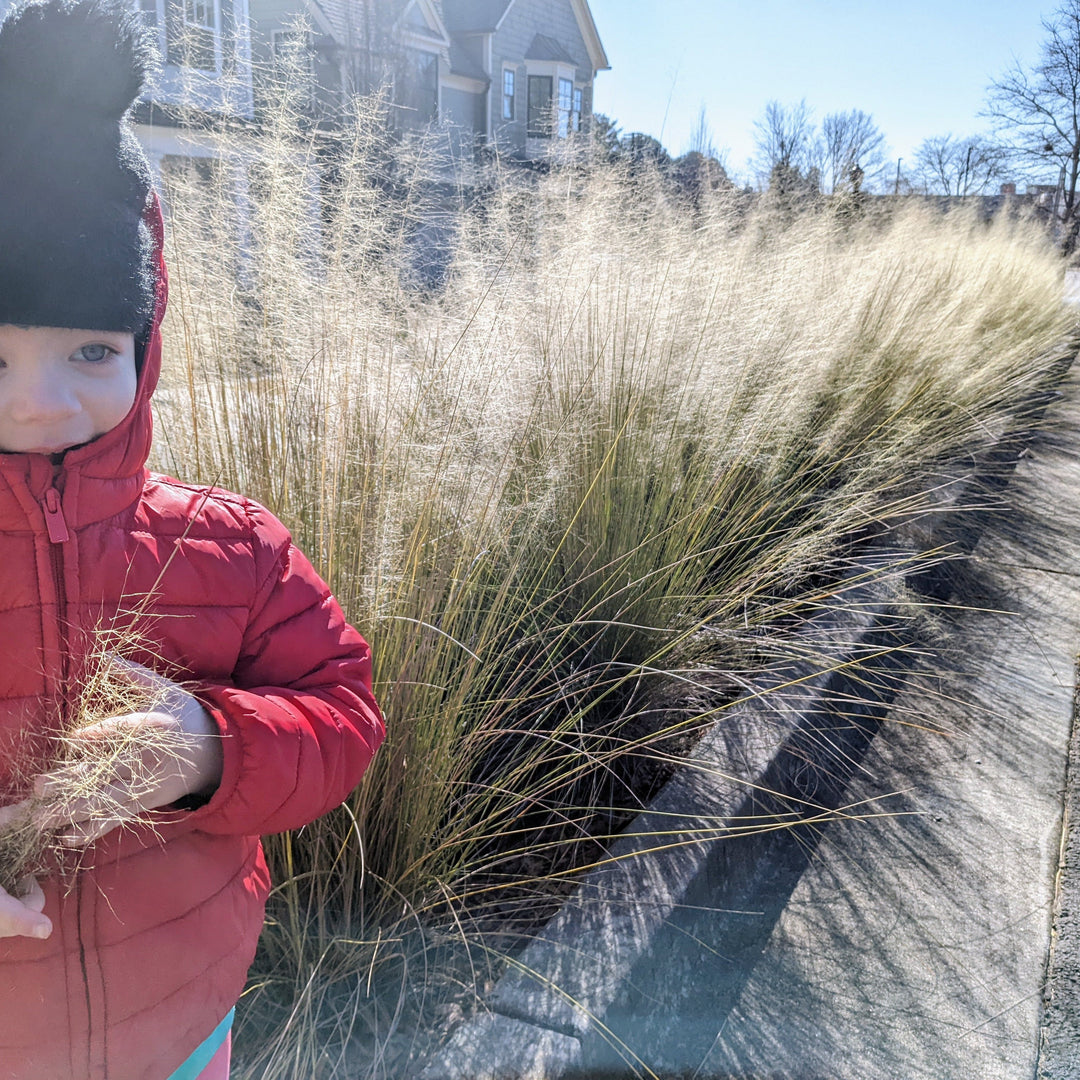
[42,487,70,544]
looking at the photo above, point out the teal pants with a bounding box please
[165,1009,234,1080]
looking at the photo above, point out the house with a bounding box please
[247,0,609,159]
[0,0,256,183]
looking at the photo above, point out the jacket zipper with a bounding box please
[41,486,69,680]
[43,486,70,544]
[41,485,95,1077]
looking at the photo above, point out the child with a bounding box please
[0,2,385,1077]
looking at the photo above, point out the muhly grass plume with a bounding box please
[148,81,1074,1077]
[0,638,197,895]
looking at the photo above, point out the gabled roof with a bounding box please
[404,5,445,40]
[307,0,421,47]
[570,0,609,71]
[305,0,391,46]
[396,0,452,48]
[524,32,575,65]
[443,0,609,74]
[441,0,514,33]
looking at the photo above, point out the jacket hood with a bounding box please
[0,193,166,525]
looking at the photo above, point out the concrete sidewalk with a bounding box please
[693,444,1080,1079]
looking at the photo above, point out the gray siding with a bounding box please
[441,86,485,132]
[246,3,345,120]
[452,31,486,75]
[493,59,526,151]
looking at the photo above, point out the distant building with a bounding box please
[246,0,610,159]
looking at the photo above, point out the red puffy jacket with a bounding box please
[0,201,385,1079]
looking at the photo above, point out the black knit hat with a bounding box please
[0,0,158,332]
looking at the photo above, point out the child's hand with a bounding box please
[33,659,223,847]
[0,876,50,940]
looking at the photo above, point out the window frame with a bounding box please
[164,0,220,71]
[271,28,314,73]
[557,76,573,138]
[502,66,516,122]
[271,29,312,57]
[527,74,554,138]
[183,0,216,32]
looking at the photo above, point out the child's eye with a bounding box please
[74,344,115,363]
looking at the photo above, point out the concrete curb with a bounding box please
[419,558,912,1079]
[419,343,1080,1080]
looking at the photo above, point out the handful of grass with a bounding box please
[0,647,195,895]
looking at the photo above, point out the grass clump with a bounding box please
[0,638,196,895]
[149,78,1074,1077]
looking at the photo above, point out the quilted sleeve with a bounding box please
[180,502,385,837]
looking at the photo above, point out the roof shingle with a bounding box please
[523,31,574,64]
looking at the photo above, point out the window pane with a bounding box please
[527,75,552,137]
[557,78,572,138]
[503,69,515,120]
[170,0,216,68]
[185,0,214,28]
[272,29,313,78]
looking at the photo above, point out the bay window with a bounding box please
[525,67,582,141]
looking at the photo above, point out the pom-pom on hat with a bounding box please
[0,0,158,332]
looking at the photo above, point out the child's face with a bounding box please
[0,324,137,455]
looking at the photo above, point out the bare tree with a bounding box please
[687,104,719,160]
[987,0,1080,232]
[820,109,887,194]
[910,134,1008,195]
[752,100,819,192]
[673,106,730,206]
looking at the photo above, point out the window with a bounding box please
[184,0,214,30]
[269,29,315,106]
[166,0,218,70]
[527,70,580,140]
[557,77,573,138]
[271,29,314,72]
[502,68,516,121]
[527,74,553,137]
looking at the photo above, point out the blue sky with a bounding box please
[587,0,1054,187]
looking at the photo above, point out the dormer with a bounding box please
[398,0,451,54]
